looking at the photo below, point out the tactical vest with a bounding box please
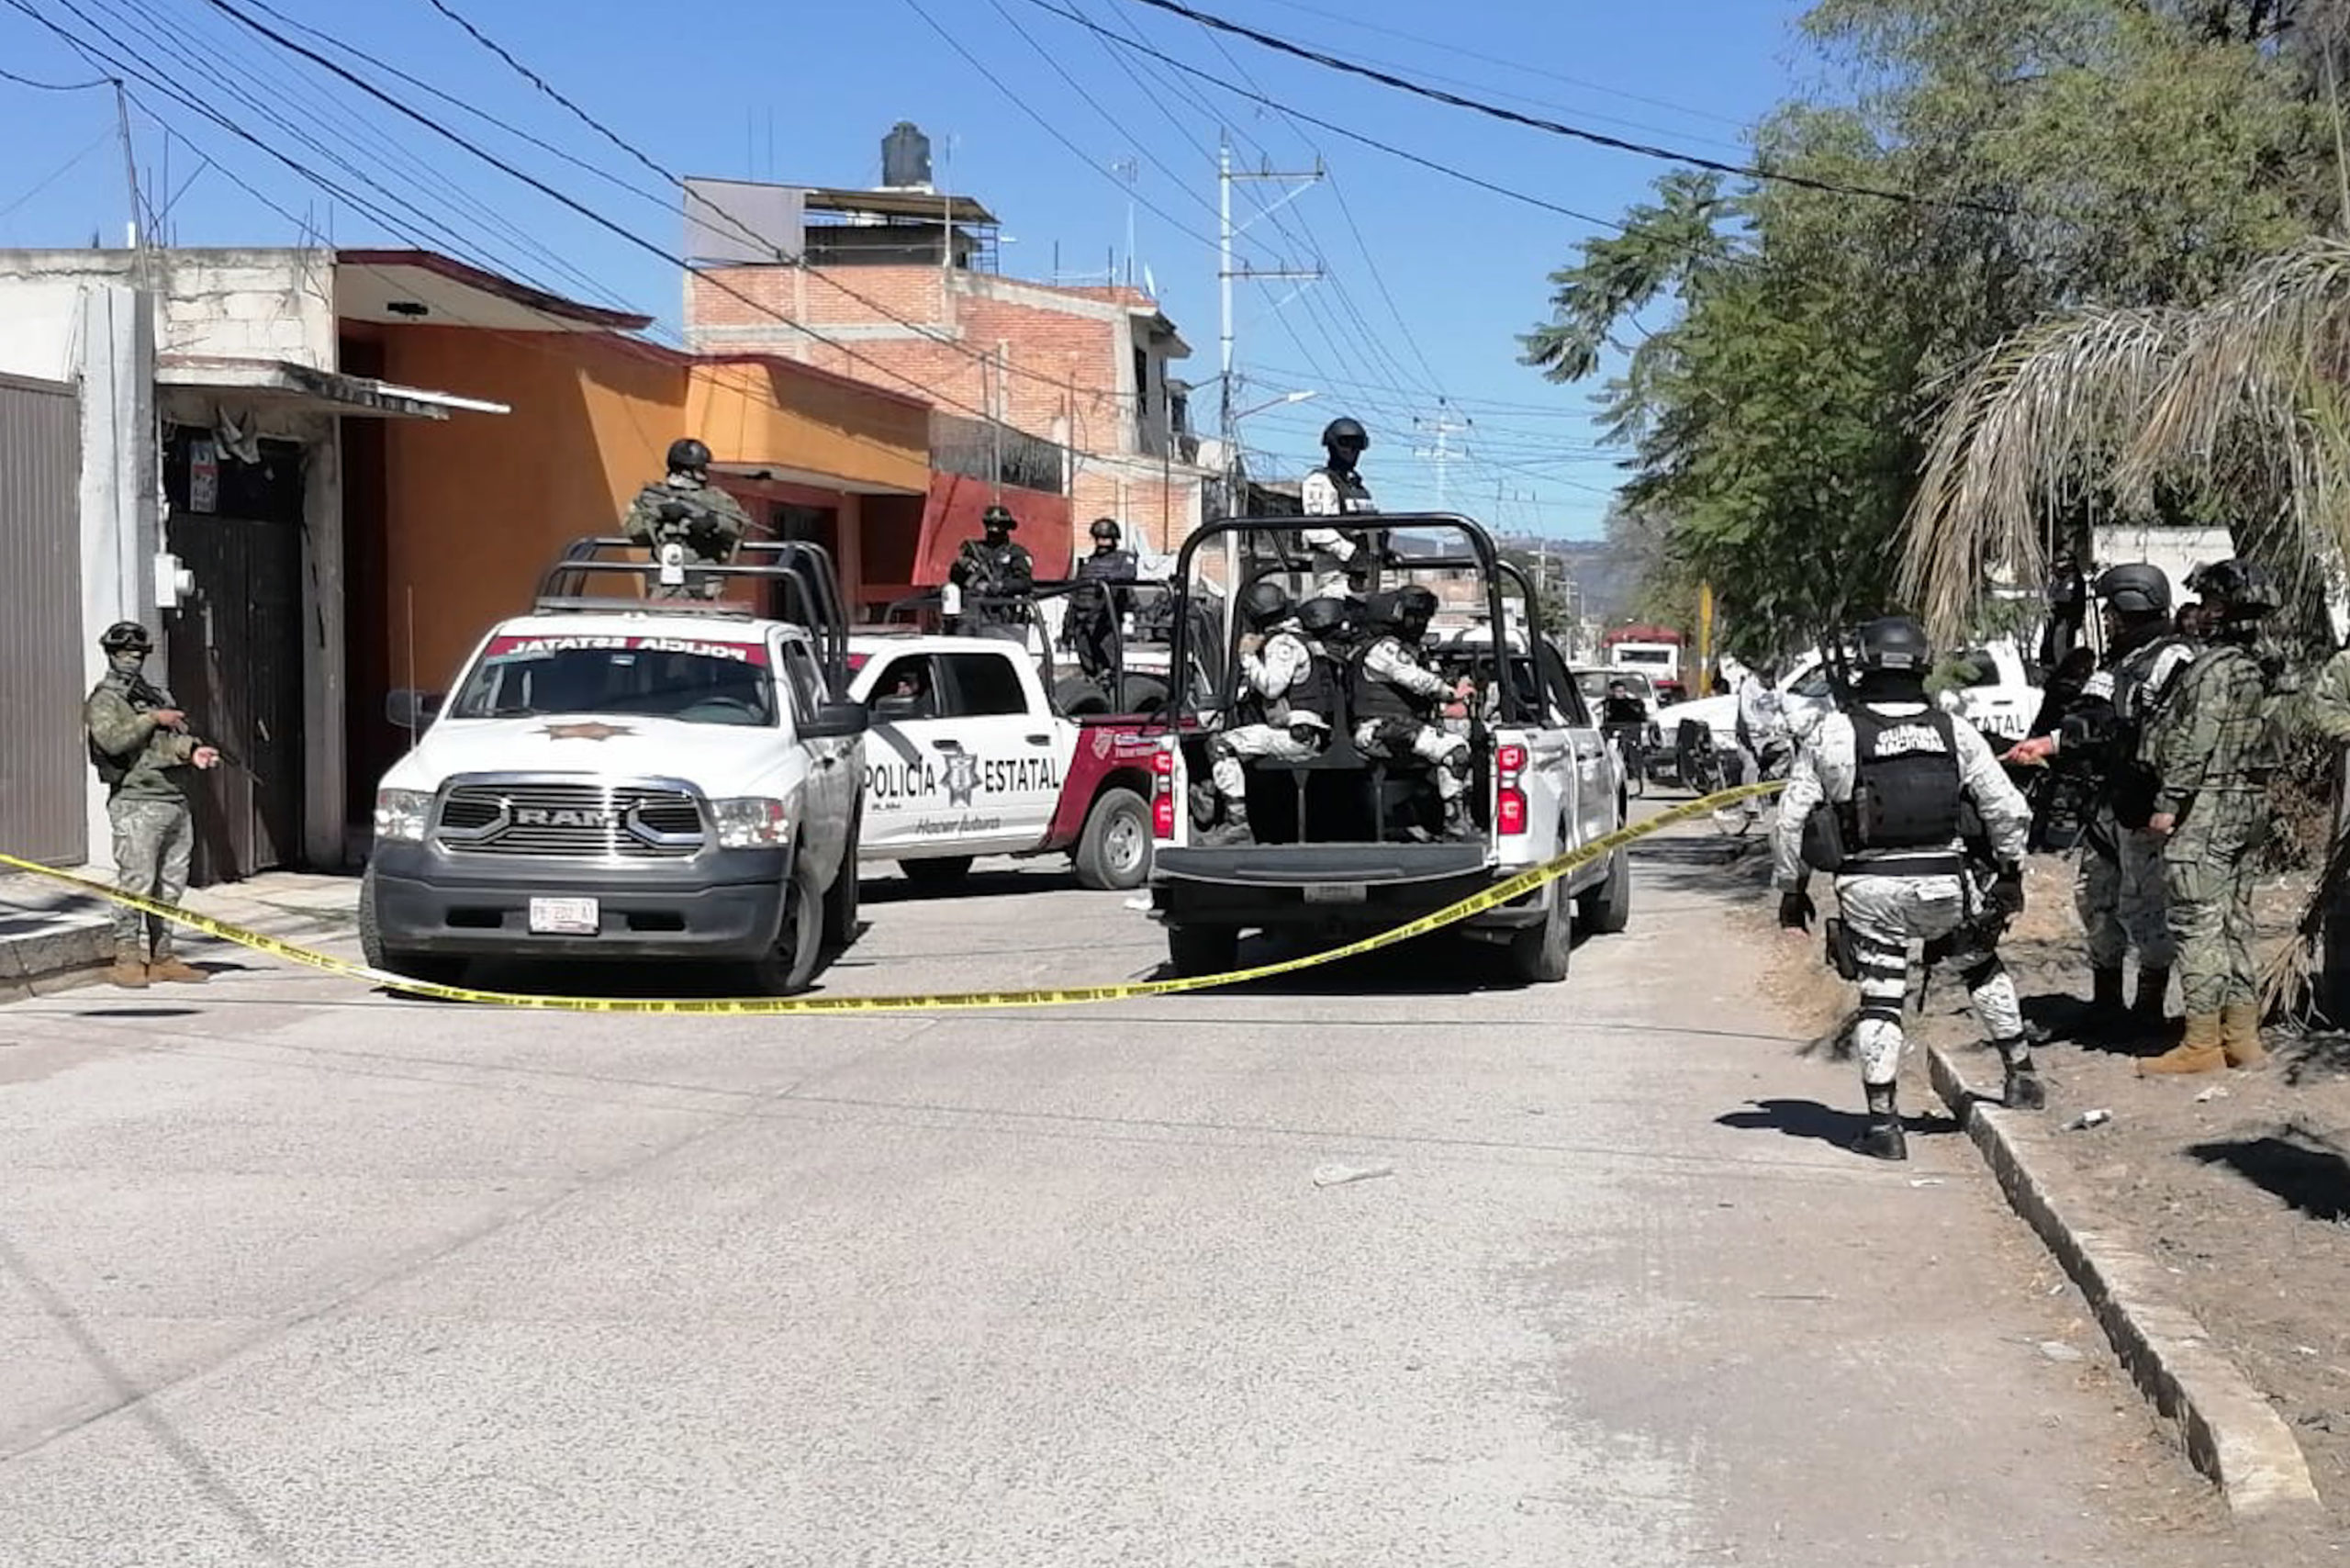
[1844,706,1964,858]
[2106,633,2192,829]
[1282,633,1339,727]
[1302,468,1375,578]
[1350,636,1431,723]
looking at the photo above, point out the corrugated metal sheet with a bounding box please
[0,371,86,866]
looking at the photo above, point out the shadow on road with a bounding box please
[1716,1096,1961,1148]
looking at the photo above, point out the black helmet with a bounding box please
[1321,417,1369,454]
[1296,596,1348,638]
[2094,562,2172,616]
[2190,557,2278,618]
[981,504,1016,531]
[666,437,711,476]
[1239,578,1292,630]
[1089,516,1120,544]
[98,620,151,654]
[1855,615,1932,674]
[1393,584,1438,633]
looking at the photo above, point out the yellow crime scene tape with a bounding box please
[0,783,1779,1014]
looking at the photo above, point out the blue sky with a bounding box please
[1,0,1806,538]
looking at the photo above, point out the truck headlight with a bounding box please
[374,788,432,843]
[712,796,791,848]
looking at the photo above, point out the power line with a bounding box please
[0,59,113,88]
[1017,0,1634,230]
[1113,0,2010,216]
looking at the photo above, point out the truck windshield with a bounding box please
[450,635,777,727]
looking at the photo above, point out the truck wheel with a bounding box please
[1117,674,1169,716]
[748,864,825,995]
[1577,846,1632,935]
[1073,787,1152,890]
[1054,675,1113,716]
[1167,923,1240,979]
[1506,881,1572,984]
[824,811,862,948]
[901,856,974,890]
[356,868,468,990]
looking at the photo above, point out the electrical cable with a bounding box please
[1113,0,2009,215]
[0,59,113,87]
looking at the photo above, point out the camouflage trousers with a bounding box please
[2074,813,2174,970]
[1835,872,2024,1087]
[2162,790,2266,1017]
[107,797,192,958]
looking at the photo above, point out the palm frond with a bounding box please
[1901,306,2187,644]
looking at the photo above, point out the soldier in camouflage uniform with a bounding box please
[2139,559,2278,1074]
[84,622,220,988]
[621,437,751,599]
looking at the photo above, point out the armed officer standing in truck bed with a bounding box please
[621,437,751,599]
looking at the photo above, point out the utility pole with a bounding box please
[1217,134,1323,516]
[1413,403,1473,511]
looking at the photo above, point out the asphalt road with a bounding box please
[0,817,2255,1566]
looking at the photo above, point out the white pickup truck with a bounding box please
[845,633,1164,891]
[363,540,867,994]
[1147,518,1631,982]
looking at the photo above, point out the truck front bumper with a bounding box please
[368,841,792,961]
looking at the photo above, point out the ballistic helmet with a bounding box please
[1393,584,1439,634]
[1089,517,1121,545]
[981,504,1017,532]
[1295,596,1348,639]
[2188,557,2279,618]
[1239,578,1292,630]
[1854,615,1932,674]
[2094,563,2172,617]
[98,621,152,654]
[666,437,712,476]
[1320,417,1369,455]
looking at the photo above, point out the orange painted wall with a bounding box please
[367,328,929,692]
[372,325,684,691]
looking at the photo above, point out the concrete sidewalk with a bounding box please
[0,869,359,999]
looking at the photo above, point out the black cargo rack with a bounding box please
[530,537,851,693]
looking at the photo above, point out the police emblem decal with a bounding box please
[944,751,980,807]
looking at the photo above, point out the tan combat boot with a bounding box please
[108,951,149,989]
[145,955,209,984]
[2220,1002,2266,1069]
[2139,1013,2225,1076]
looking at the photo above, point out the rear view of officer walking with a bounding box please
[84,622,220,988]
[1774,616,2041,1160]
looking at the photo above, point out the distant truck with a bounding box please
[1601,624,1685,697]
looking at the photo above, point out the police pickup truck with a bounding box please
[846,632,1163,891]
[1147,515,1631,981]
[363,540,867,994]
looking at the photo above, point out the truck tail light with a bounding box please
[1496,742,1528,836]
[1151,743,1177,841]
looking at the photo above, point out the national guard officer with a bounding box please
[1350,585,1475,840]
[621,437,751,599]
[1198,580,1336,846]
[2138,558,2280,1075]
[1300,416,1378,596]
[2007,564,2198,1039]
[84,622,220,988]
[1069,516,1138,682]
[1774,616,2039,1160]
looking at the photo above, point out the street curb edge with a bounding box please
[1924,1039,2323,1518]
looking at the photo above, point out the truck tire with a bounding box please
[356,867,467,989]
[1116,674,1169,716]
[824,811,862,948]
[1055,675,1113,716]
[747,864,825,995]
[1072,787,1152,890]
[1167,923,1240,979]
[1506,880,1572,984]
[900,856,974,890]
[1577,846,1632,935]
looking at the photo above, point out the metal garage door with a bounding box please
[0,370,86,866]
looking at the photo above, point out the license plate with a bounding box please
[1303,882,1367,904]
[528,896,600,935]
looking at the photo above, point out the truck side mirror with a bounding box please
[386,689,443,729]
[800,699,868,739]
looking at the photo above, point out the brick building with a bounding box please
[680,151,1214,572]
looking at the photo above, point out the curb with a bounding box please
[1923,1038,2323,1519]
[0,906,113,1002]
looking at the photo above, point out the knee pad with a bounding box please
[1438,743,1471,778]
[1856,1002,1904,1029]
